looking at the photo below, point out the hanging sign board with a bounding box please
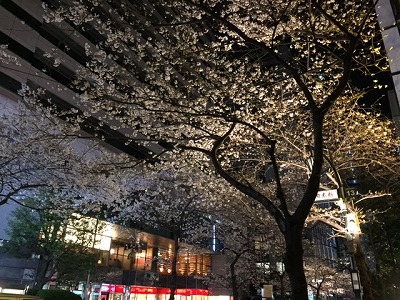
[315,189,338,202]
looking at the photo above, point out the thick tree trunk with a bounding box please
[228,250,245,300]
[284,224,308,300]
[354,240,375,300]
[33,258,51,289]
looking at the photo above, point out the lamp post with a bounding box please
[306,147,362,299]
[323,154,363,300]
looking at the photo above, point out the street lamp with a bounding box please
[305,146,363,299]
[345,213,361,237]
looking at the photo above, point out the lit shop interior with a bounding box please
[72,219,214,300]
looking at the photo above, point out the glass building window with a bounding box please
[156,247,211,276]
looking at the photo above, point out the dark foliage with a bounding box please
[36,289,82,300]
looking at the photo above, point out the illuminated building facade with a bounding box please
[0,210,212,293]
[376,0,400,132]
[89,220,211,288]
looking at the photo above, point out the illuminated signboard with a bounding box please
[129,287,209,296]
[130,287,157,294]
[115,285,125,294]
[315,189,338,202]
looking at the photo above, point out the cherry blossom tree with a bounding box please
[119,164,220,300]
[303,236,354,300]
[304,89,400,299]
[305,257,353,300]
[0,94,134,211]
[17,1,399,299]
[205,197,278,300]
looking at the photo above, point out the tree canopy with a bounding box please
[5,191,102,288]
[4,0,399,299]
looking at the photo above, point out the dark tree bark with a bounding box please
[354,239,375,300]
[230,263,239,300]
[228,249,249,300]
[33,257,52,289]
[284,222,308,300]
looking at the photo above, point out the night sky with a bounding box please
[351,68,394,118]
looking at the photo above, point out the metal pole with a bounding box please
[323,150,363,300]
